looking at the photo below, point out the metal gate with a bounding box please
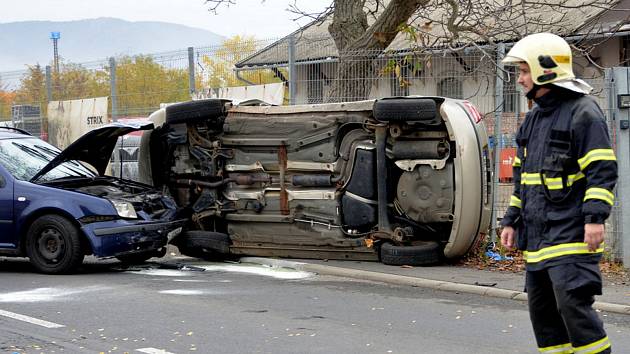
[608,67,630,267]
[11,104,43,138]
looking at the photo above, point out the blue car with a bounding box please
[0,123,184,274]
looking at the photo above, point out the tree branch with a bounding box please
[349,0,430,52]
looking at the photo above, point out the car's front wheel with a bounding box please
[25,214,84,274]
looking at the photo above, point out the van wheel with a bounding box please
[373,98,438,123]
[176,231,230,260]
[165,99,227,125]
[26,215,84,274]
[379,241,440,266]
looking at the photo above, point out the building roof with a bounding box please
[235,0,625,69]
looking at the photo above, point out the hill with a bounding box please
[0,18,225,71]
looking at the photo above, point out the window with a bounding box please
[0,137,95,181]
[437,77,462,99]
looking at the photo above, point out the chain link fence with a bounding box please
[0,35,623,261]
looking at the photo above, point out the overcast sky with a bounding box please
[1,0,331,38]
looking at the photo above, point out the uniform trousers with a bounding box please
[526,262,611,353]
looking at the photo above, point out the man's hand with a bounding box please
[584,223,605,252]
[500,226,516,250]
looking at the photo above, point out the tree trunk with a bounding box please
[327,52,375,102]
[326,0,429,102]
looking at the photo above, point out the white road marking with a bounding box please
[136,348,176,354]
[0,309,65,328]
[159,289,204,295]
[0,286,110,303]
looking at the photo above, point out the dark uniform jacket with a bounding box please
[501,87,618,271]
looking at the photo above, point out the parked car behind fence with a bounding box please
[111,135,142,181]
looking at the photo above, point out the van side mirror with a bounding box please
[0,175,5,188]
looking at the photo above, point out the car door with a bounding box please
[0,168,15,247]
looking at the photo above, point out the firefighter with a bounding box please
[500,32,617,354]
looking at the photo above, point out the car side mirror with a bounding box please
[0,175,5,188]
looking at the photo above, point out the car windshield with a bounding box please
[0,137,97,181]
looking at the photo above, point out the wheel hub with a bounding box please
[38,228,64,262]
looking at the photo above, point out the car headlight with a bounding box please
[110,200,138,219]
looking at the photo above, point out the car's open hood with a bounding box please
[30,122,154,182]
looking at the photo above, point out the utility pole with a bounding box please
[45,66,52,102]
[490,43,505,242]
[188,47,196,97]
[110,57,117,122]
[50,32,61,74]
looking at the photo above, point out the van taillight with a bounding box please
[463,101,483,124]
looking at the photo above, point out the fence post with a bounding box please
[611,67,630,267]
[288,34,296,105]
[490,43,505,242]
[109,57,117,122]
[188,47,196,97]
[45,65,52,102]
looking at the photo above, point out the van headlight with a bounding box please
[110,200,138,219]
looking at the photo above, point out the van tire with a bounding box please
[379,241,440,266]
[373,98,438,123]
[165,99,227,125]
[176,231,230,260]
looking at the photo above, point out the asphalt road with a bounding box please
[1,257,629,354]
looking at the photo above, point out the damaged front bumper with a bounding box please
[81,218,186,257]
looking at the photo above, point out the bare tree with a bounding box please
[207,0,626,102]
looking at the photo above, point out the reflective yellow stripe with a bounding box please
[543,176,564,190]
[521,172,585,189]
[573,336,611,354]
[552,55,571,64]
[513,156,521,167]
[539,342,573,353]
[521,172,543,185]
[510,195,522,208]
[584,187,615,206]
[524,243,604,263]
[577,149,616,170]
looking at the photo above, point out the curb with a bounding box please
[240,257,630,316]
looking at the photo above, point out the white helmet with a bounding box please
[503,32,592,94]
